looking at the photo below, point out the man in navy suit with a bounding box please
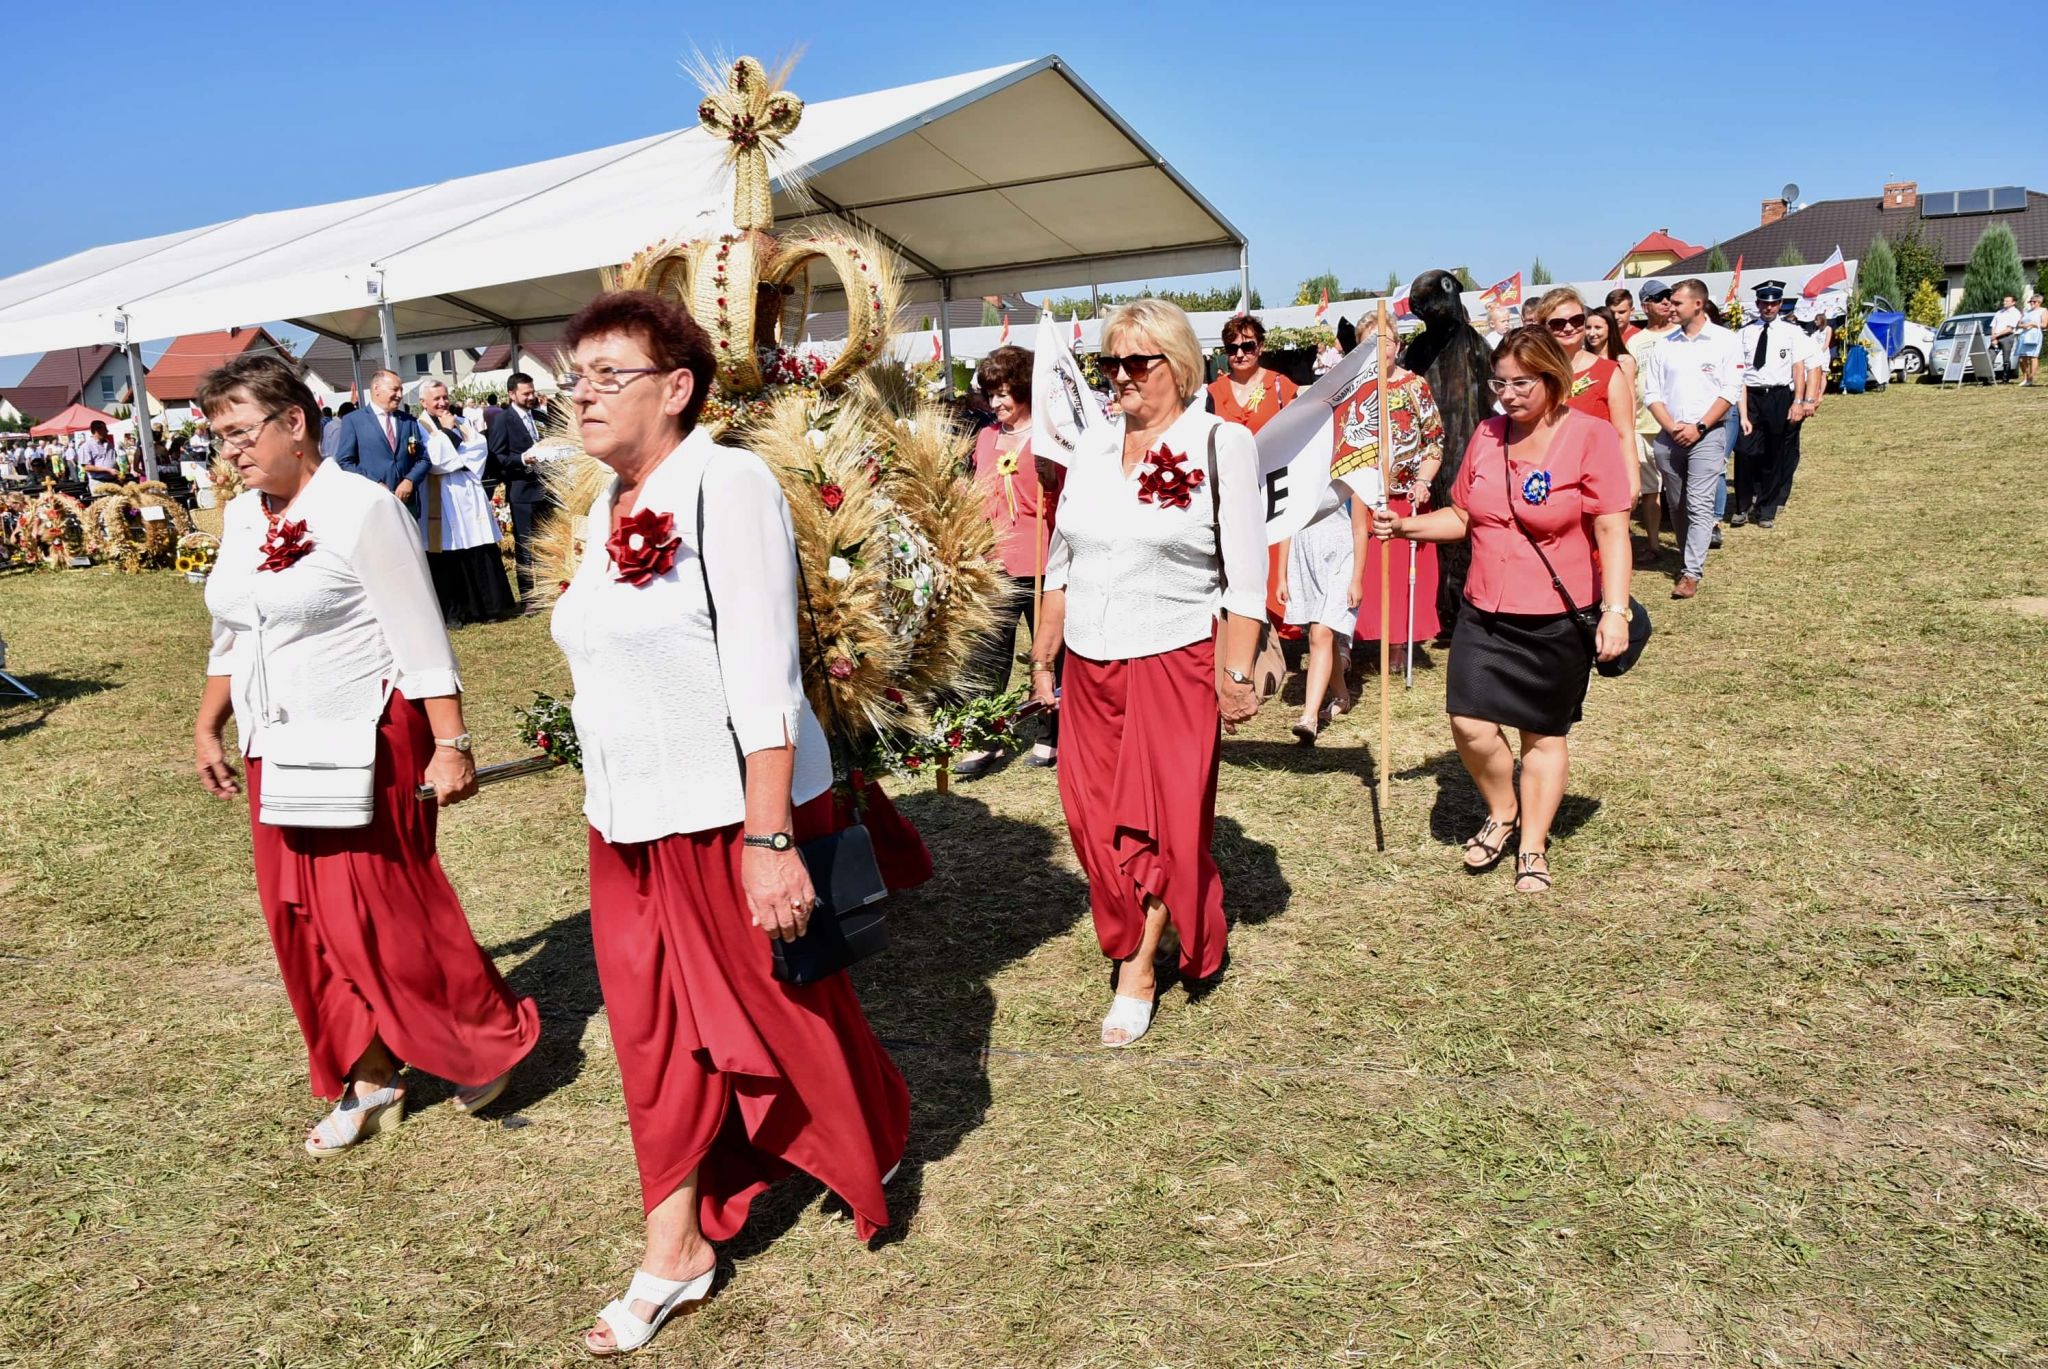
[487,371,553,605]
[333,369,430,515]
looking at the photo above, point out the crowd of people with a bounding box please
[177,268,1864,1356]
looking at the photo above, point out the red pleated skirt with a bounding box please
[1056,636,1227,980]
[247,693,540,1101]
[586,792,911,1242]
[1353,495,1441,643]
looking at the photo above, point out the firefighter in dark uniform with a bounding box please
[1733,281,1803,529]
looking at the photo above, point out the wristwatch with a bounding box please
[743,831,795,851]
[1599,603,1633,621]
[1224,667,1252,686]
[434,732,473,753]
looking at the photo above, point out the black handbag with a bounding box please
[695,458,889,985]
[1499,446,1651,678]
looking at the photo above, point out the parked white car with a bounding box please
[1928,313,2007,380]
[1891,320,1934,380]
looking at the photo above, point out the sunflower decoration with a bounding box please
[86,481,196,573]
[174,531,220,580]
[531,55,1003,779]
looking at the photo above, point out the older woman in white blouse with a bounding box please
[415,379,516,625]
[1031,298,1266,1049]
[548,291,909,1357]
[191,355,537,1157]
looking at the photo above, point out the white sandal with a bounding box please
[451,1070,510,1115]
[1100,993,1156,1048]
[586,1266,715,1356]
[304,1076,405,1158]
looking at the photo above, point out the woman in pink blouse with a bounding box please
[548,291,908,1356]
[1373,329,1633,894]
[192,355,537,1156]
[1030,299,1266,1048]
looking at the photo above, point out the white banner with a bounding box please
[1251,343,1379,543]
[1029,309,1104,467]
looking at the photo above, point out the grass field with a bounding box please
[3,380,2045,1367]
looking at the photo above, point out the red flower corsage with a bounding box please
[606,507,681,586]
[1135,444,1206,511]
[257,513,315,572]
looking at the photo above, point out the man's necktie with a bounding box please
[383,412,396,449]
[1754,322,1770,372]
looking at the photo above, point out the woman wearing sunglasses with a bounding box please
[1206,313,1298,630]
[1033,299,1267,1047]
[1526,288,1639,503]
[1370,329,1632,895]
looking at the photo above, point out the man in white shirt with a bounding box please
[1624,280,1675,561]
[1989,295,2022,382]
[1733,281,1805,529]
[1641,278,1741,599]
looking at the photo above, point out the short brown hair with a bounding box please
[974,344,1033,405]
[1527,287,1585,324]
[1491,327,1574,413]
[196,354,320,448]
[562,289,718,433]
[1605,287,1634,313]
[1220,313,1266,347]
[1673,278,1710,303]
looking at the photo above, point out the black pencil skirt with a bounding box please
[1445,603,1592,736]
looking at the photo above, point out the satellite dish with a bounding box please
[1781,182,1801,203]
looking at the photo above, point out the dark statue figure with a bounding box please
[1398,269,1495,638]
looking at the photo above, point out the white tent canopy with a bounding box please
[0,56,1246,359]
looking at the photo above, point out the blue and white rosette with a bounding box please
[1520,470,1552,506]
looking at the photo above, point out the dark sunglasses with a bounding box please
[1544,313,1588,334]
[1641,290,1672,303]
[1224,340,1260,356]
[1098,352,1168,379]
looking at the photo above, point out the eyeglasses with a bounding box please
[1544,313,1588,334]
[1224,340,1260,356]
[562,364,670,393]
[1097,353,1168,380]
[1486,376,1544,396]
[217,412,281,452]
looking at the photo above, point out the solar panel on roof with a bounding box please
[1921,190,1957,217]
[1991,186,2026,211]
[1958,188,1992,213]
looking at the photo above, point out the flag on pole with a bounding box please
[1313,286,1330,323]
[1031,308,1104,468]
[930,333,942,364]
[1723,254,1745,308]
[999,311,1011,345]
[1480,272,1523,306]
[1802,247,1847,298]
[1252,342,1378,544]
[1390,283,1413,319]
[1071,312,1084,348]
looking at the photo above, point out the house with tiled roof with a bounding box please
[0,345,144,425]
[1669,181,2048,310]
[146,327,294,421]
[472,341,570,389]
[1607,230,1705,280]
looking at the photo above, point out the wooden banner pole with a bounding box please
[1375,300,1393,825]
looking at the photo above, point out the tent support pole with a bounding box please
[349,344,364,401]
[124,337,158,482]
[940,277,956,398]
[1239,244,1252,313]
[379,300,400,374]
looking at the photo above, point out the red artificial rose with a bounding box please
[885,688,906,703]
[946,730,964,748]
[990,718,1007,735]
[905,756,923,771]
[257,516,315,573]
[828,656,855,679]
[606,507,681,587]
[820,483,846,511]
[1135,444,1206,511]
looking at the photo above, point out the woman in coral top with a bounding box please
[1206,313,1297,626]
[1373,329,1632,896]
[1527,287,1638,499]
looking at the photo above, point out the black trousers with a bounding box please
[508,499,551,604]
[964,575,1059,744]
[1735,386,1795,516]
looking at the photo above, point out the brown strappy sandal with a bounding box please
[1514,850,1553,894]
[1462,814,1519,873]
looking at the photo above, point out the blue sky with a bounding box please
[3,0,2042,384]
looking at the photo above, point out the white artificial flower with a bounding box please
[827,555,852,581]
[805,429,828,450]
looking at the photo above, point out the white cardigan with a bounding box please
[205,458,461,758]
[1045,404,1267,661]
[549,428,832,844]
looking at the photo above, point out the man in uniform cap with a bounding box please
[1732,281,1804,529]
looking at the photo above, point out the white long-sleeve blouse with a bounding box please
[205,458,462,758]
[549,427,832,845]
[1044,403,1267,661]
[417,416,500,552]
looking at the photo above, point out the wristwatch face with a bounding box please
[1225,669,1251,685]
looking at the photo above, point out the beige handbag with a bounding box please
[252,615,385,829]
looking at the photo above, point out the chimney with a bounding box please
[1761,198,1788,227]
[1883,180,1918,210]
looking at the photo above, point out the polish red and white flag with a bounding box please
[1802,248,1847,298]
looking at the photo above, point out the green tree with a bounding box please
[1906,279,1945,327]
[1705,244,1730,273]
[1775,245,1806,267]
[979,299,1002,327]
[1452,266,1478,290]
[1294,271,1341,306]
[1891,225,1942,309]
[1959,223,2026,312]
[1530,257,1553,287]
[1384,269,1402,295]
[1858,234,1900,310]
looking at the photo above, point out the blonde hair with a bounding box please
[1528,287,1585,324]
[1101,298,1205,403]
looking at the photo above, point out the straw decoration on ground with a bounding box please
[86,482,194,573]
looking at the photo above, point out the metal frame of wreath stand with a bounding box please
[0,673,37,701]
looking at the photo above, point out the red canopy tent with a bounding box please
[28,403,118,436]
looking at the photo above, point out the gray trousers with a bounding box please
[1653,426,1728,580]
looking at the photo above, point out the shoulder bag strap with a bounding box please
[1206,423,1226,594]
[1498,438,1587,621]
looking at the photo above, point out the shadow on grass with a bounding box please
[0,665,123,741]
[457,911,601,1117]
[1397,747,1602,847]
